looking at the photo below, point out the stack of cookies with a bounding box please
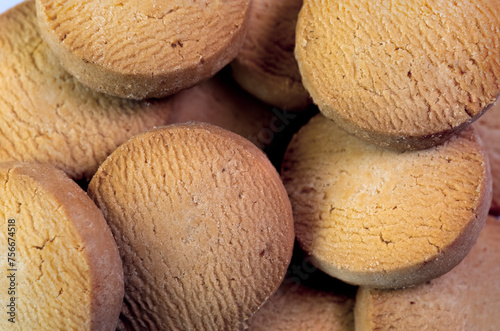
[0,0,499,330]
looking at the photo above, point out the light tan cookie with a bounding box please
[295,0,500,150]
[0,162,124,330]
[0,2,170,181]
[282,114,491,289]
[88,123,295,330]
[474,100,500,214]
[355,216,500,331]
[231,0,310,111]
[169,72,276,150]
[36,0,251,99]
[245,280,354,331]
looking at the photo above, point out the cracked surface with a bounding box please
[295,0,500,150]
[282,114,491,288]
[245,280,354,331]
[0,2,171,181]
[474,99,500,214]
[355,216,500,330]
[36,0,251,99]
[231,0,310,111]
[87,123,295,330]
[0,162,124,330]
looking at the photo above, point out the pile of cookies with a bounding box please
[0,0,499,330]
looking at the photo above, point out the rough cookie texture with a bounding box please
[474,100,500,214]
[88,124,295,330]
[169,72,276,150]
[295,0,500,150]
[355,216,500,331]
[282,114,491,289]
[245,280,354,331]
[0,1,170,180]
[0,162,124,331]
[231,0,310,111]
[36,0,251,99]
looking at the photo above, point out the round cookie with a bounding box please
[282,114,492,289]
[88,123,295,330]
[245,280,354,330]
[474,99,500,214]
[169,72,276,150]
[231,0,310,111]
[36,0,251,99]
[295,0,500,150]
[0,162,124,330]
[355,216,500,331]
[0,2,170,181]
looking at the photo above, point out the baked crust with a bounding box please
[88,123,295,330]
[282,114,492,289]
[36,0,251,99]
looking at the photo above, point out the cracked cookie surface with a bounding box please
[88,123,294,330]
[282,114,491,289]
[36,0,251,99]
[295,0,500,150]
[0,2,171,181]
[0,162,123,331]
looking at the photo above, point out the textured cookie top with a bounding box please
[0,2,170,180]
[169,72,275,150]
[474,100,500,214]
[295,0,500,149]
[36,0,250,99]
[245,281,354,331]
[282,114,491,288]
[355,216,500,331]
[0,162,123,331]
[88,123,295,330]
[231,0,310,111]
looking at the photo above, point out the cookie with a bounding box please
[295,0,500,150]
[231,0,310,111]
[282,114,491,289]
[474,99,500,214]
[36,0,251,99]
[245,280,354,330]
[169,72,276,150]
[355,216,500,331]
[0,162,123,330]
[0,2,170,181]
[88,123,295,330]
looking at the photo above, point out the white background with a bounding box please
[0,1,23,13]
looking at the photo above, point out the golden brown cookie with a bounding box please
[169,72,276,150]
[36,0,251,99]
[0,162,124,330]
[355,216,500,331]
[474,100,500,215]
[231,0,310,111]
[282,114,491,289]
[245,280,354,331]
[0,2,170,181]
[88,123,295,330]
[295,0,500,150]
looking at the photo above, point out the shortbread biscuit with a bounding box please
[355,216,500,331]
[0,162,124,331]
[36,0,251,99]
[295,0,500,150]
[245,280,354,331]
[474,100,500,214]
[0,2,170,181]
[282,114,491,289]
[231,0,310,111]
[169,72,276,150]
[88,123,295,330]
